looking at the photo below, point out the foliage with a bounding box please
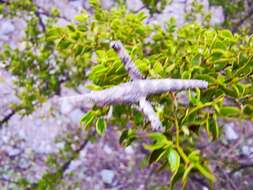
[0,0,36,17]
[141,0,172,14]
[209,0,253,33]
[0,0,253,189]
[185,0,212,26]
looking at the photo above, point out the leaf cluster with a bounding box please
[1,0,253,189]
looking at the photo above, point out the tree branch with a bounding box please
[0,109,16,129]
[34,10,46,32]
[59,131,95,174]
[110,41,162,130]
[55,79,207,109]
[139,97,162,130]
[54,41,208,131]
[110,41,144,80]
[110,41,206,130]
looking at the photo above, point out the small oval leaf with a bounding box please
[168,148,180,173]
[96,118,107,136]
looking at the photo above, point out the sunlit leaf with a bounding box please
[96,118,107,136]
[80,111,95,128]
[219,106,241,117]
[168,148,180,173]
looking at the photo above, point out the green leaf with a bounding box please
[233,58,253,77]
[189,88,201,105]
[133,110,144,125]
[220,29,233,40]
[188,150,200,163]
[213,40,226,50]
[144,143,166,151]
[219,106,241,117]
[243,105,253,117]
[149,148,166,165]
[119,129,136,146]
[153,61,163,75]
[85,83,103,91]
[144,133,172,151]
[119,129,129,145]
[168,148,180,173]
[89,64,108,76]
[147,133,172,145]
[80,111,95,128]
[181,125,190,136]
[96,118,107,136]
[46,28,61,41]
[205,113,212,139]
[210,49,226,60]
[50,7,60,17]
[67,24,76,32]
[182,70,191,79]
[57,38,71,49]
[166,63,176,74]
[195,74,216,83]
[191,54,201,65]
[135,59,149,73]
[74,44,85,57]
[74,12,89,22]
[209,113,220,140]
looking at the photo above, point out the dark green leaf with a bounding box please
[149,148,166,165]
[208,113,220,140]
[57,38,71,49]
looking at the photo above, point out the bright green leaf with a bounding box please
[80,111,95,128]
[168,148,180,173]
[96,118,107,136]
[219,106,241,117]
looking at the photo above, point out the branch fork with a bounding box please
[54,41,208,131]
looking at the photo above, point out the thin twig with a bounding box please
[0,110,16,129]
[34,10,46,32]
[60,130,95,174]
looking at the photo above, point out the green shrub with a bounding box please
[1,0,253,189]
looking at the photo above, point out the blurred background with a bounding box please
[0,0,252,190]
